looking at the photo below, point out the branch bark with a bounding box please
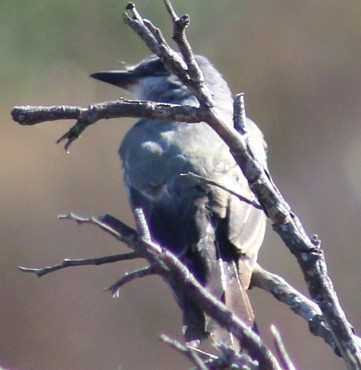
[12,100,203,152]
[251,265,344,356]
[120,3,361,368]
[18,252,138,277]
[11,1,361,369]
[61,212,282,370]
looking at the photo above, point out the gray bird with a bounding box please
[91,55,267,349]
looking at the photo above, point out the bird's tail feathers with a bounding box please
[205,256,255,352]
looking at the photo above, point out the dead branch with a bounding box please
[58,211,281,370]
[252,264,343,355]
[181,172,262,210]
[107,266,155,297]
[270,326,296,370]
[12,100,203,152]
[11,0,361,368]
[18,252,138,278]
[121,3,360,367]
[160,335,211,370]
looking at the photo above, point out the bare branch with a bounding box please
[123,3,361,366]
[58,213,138,246]
[107,266,155,297]
[12,105,84,126]
[12,1,361,367]
[252,264,342,355]
[162,0,178,22]
[143,19,168,45]
[124,3,213,107]
[162,0,203,85]
[18,252,138,278]
[161,334,209,370]
[270,325,296,370]
[12,100,204,151]
[181,172,263,210]
[61,212,281,370]
[209,344,260,370]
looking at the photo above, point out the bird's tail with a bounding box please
[204,252,255,352]
[181,217,255,351]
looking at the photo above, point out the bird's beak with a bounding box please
[90,70,137,90]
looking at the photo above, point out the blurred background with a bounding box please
[2,1,361,369]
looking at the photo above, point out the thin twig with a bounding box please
[18,252,138,278]
[163,0,203,85]
[107,266,155,297]
[58,213,138,246]
[270,325,296,370]
[205,344,259,370]
[162,0,178,22]
[161,334,209,370]
[181,171,263,210]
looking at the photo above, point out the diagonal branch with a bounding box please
[122,3,361,368]
[20,211,361,361]
[252,264,343,355]
[11,1,361,368]
[124,3,213,107]
[181,171,262,210]
[58,211,282,370]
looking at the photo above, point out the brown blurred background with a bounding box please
[2,1,361,369]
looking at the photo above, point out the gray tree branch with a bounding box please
[121,3,360,368]
[252,264,342,355]
[61,211,282,370]
[12,100,203,152]
[11,1,361,369]
[18,252,138,278]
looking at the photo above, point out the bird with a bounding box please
[91,54,267,349]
